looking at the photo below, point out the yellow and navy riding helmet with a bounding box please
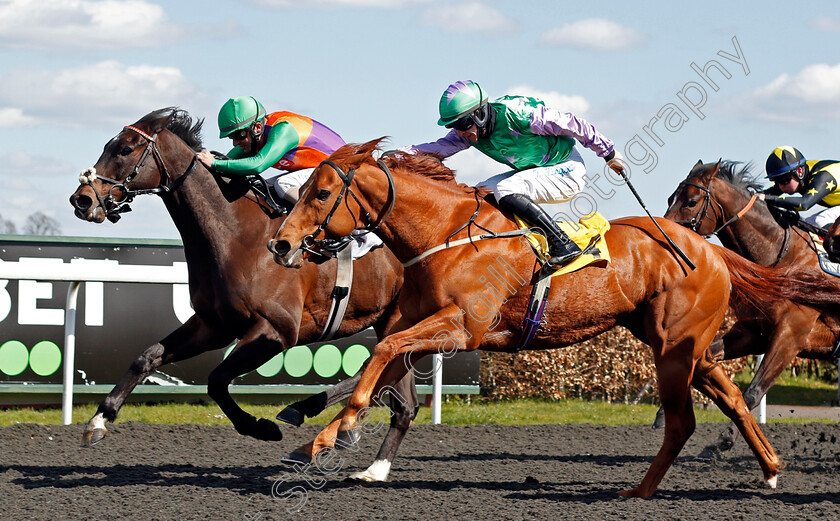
[765,146,807,179]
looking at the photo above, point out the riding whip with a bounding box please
[616,167,697,271]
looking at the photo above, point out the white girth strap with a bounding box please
[319,243,354,341]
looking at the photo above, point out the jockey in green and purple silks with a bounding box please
[196,96,346,203]
[404,80,626,268]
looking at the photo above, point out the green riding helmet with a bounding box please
[437,80,488,126]
[765,146,807,179]
[218,96,267,139]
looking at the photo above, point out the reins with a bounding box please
[403,193,535,268]
[284,158,396,258]
[674,169,793,266]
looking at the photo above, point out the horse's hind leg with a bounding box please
[83,316,233,447]
[698,322,801,461]
[691,349,780,488]
[207,320,298,442]
[277,361,369,427]
[350,370,418,482]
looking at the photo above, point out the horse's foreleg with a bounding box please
[350,370,418,482]
[691,350,780,488]
[334,308,468,445]
[620,354,695,498]
[278,302,405,427]
[83,316,231,447]
[207,320,297,441]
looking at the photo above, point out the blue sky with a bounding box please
[1,0,839,239]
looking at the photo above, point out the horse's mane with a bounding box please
[693,160,764,193]
[330,139,490,197]
[136,107,204,152]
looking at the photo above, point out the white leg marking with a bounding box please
[350,459,392,482]
[766,475,778,489]
[89,412,106,431]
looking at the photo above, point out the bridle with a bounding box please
[672,169,790,266]
[291,158,396,258]
[672,169,759,238]
[78,124,198,222]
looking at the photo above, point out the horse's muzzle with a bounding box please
[69,191,106,223]
[267,239,304,268]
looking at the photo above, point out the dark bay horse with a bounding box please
[68,110,415,473]
[268,139,840,497]
[665,160,840,457]
[824,217,840,262]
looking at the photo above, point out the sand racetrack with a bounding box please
[1,421,838,520]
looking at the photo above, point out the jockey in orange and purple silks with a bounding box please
[196,96,346,203]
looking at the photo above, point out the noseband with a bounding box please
[295,158,395,258]
[78,125,198,222]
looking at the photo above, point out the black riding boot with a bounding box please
[498,193,582,267]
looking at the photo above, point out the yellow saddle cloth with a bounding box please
[515,211,611,277]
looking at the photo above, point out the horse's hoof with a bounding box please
[82,427,107,447]
[349,460,391,482]
[253,418,283,441]
[281,450,312,466]
[335,426,361,449]
[276,406,305,427]
[618,487,651,498]
[766,474,778,489]
[651,410,665,430]
[695,445,719,462]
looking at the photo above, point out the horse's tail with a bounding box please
[714,245,840,313]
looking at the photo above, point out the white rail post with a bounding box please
[62,281,81,426]
[431,353,442,425]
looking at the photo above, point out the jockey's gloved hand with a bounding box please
[766,204,800,227]
[604,150,627,175]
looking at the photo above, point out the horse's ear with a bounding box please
[696,159,703,166]
[707,159,722,180]
[156,109,177,133]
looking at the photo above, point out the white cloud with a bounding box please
[504,85,590,116]
[0,60,213,128]
[756,63,840,104]
[421,2,516,34]
[251,0,431,7]
[811,16,840,32]
[443,147,508,186]
[726,63,840,123]
[0,0,182,50]
[539,18,643,51]
[0,108,37,127]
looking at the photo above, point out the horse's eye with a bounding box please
[316,189,331,201]
[686,200,698,208]
[120,146,132,156]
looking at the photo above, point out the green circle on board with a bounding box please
[0,340,29,376]
[313,344,342,378]
[283,345,313,378]
[256,351,284,378]
[29,341,62,377]
[342,344,371,377]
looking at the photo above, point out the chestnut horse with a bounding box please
[269,139,840,497]
[68,109,416,474]
[664,160,840,458]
